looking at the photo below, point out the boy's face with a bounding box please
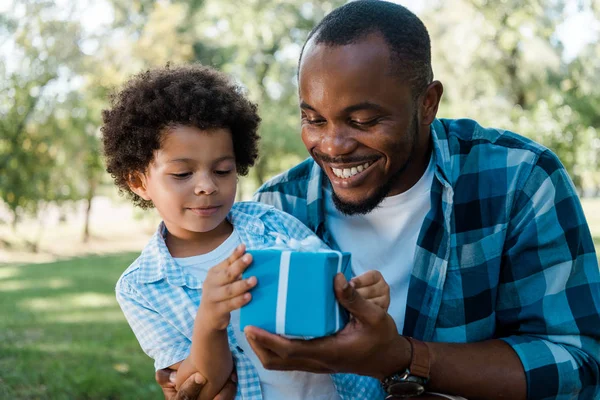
[133,126,237,241]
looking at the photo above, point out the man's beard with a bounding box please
[330,113,419,216]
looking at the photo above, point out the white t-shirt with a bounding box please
[175,229,339,400]
[324,158,468,400]
[324,155,435,334]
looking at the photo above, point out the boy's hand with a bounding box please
[349,270,390,311]
[198,244,256,331]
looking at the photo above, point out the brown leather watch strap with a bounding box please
[406,337,430,379]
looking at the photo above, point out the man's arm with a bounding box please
[245,274,527,400]
[244,151,600,399]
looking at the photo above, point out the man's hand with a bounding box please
[156,368,206,400]
[243,273,410,380]
[156,368,237,400]
[350,270,390,311]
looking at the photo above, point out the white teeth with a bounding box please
[331,161,372,179]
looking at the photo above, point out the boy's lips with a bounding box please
[187,206,221,216]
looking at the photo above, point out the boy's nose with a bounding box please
[193,175,217,195]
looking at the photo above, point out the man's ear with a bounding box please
[127,172,151,201]
[420,80,443,126]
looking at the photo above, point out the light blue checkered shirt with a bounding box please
[116,201,386,400]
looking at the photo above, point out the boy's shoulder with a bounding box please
[115,253,144,293]
[230,201,320,247]
[230,201,301,228]
[115,228,167,292]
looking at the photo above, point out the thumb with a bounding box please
[334,273,381,325]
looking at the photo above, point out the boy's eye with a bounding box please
[171,172,192,179]
[214,170,232,176]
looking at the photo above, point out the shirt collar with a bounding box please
[136,203,269,286]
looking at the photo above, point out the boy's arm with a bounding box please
[174,244,256,400]
[173,323,232,400]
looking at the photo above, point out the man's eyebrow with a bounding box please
[343,102,387,114]
[300,101,387,114]
[300,101,316,111]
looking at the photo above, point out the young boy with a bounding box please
[102,64,389,400]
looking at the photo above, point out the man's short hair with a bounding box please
[300,0,433,97]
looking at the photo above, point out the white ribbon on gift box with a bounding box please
[270,234,344,336]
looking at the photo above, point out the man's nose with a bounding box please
[318,124,358,157]
[194,173,218,195]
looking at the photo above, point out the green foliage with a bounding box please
[1,0,599,231]
[0,253,160,399]
[424,0,600,190]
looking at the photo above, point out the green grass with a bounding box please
[1,199,599,399]
[0,253,161,400]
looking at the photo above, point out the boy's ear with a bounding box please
[127,172,151,201]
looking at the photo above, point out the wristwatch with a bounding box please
[381,337,430,398]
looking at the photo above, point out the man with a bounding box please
[158,1,600,399]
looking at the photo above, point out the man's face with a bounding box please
[299,34,426,215]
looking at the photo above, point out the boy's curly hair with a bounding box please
[101,64,261,209]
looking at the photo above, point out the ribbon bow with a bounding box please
[269,232,323,252]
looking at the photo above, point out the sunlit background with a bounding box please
[1,0,599,398]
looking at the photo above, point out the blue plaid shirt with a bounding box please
[254,118,600,400]
[116,201,385,400]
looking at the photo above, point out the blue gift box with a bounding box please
[240,249,352,338]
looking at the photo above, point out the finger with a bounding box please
[217,291,253,314]
[218,253,253,284]
[244,326,335,372]
[354,278,389,300]
[155,368,175,388]
[174,372,206,400]
[214,276,257,302]
[213,379,237,400]
[349,270,383,289]
[334,273,383,326]
[214,244,246,272]
[365,295,389,310]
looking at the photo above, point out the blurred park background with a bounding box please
[1,0,599,398]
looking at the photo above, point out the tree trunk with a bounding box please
[83,178,96,243]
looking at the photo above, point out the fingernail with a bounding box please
[194,373,205,384]
[169,371,177,383]
[244,328,255,340]
[243,254,251,262]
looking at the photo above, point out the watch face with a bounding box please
[388,381,426,397]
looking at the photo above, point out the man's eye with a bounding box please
[351,118,378,127]
[214,170,232,176]
[171,172,192,179]
[306,118,325,125]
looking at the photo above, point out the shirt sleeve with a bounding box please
[116,278,191,371]
[498,150,600,399]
